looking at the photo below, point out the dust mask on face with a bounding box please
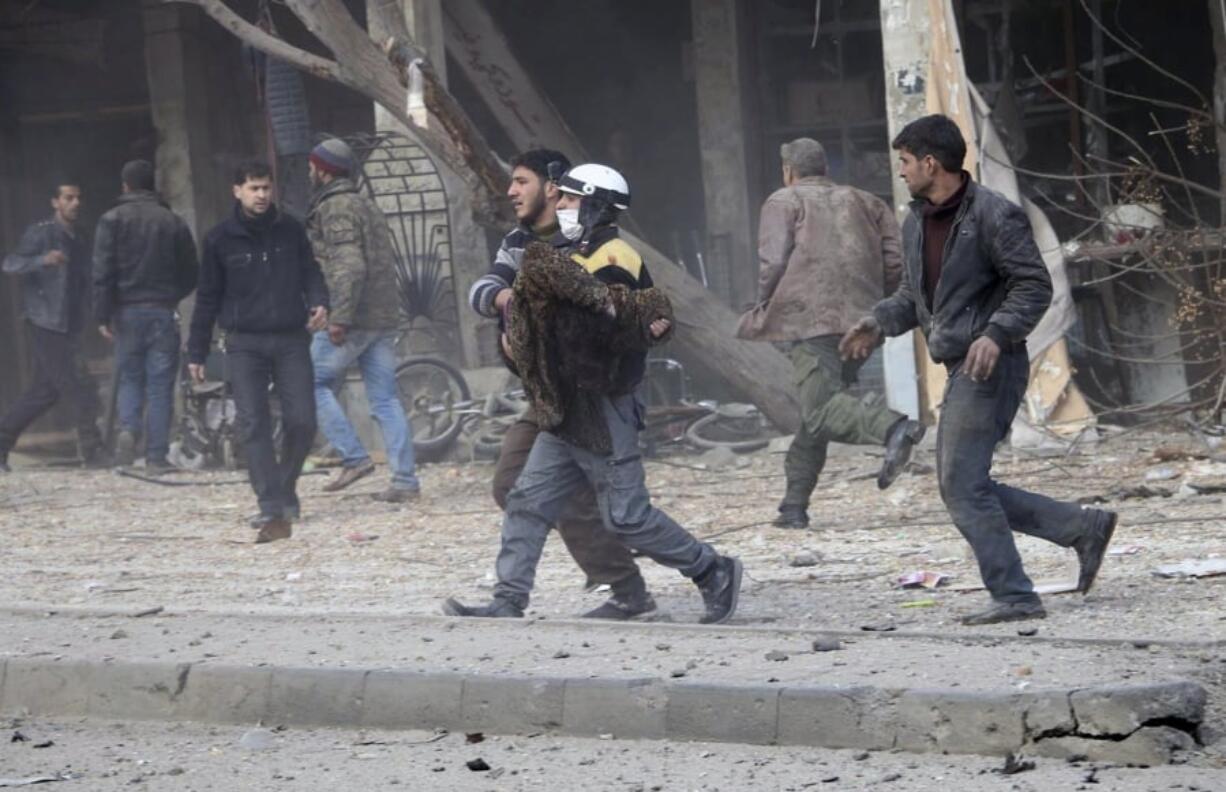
[557,208,583,241]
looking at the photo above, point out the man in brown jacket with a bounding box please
[737,138,924,528]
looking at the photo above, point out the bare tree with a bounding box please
[164,0,801,433]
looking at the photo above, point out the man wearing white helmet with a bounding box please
[445,164,743,625]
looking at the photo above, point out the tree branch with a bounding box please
[165,0,339,81]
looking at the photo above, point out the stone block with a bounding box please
[179,664,272,724]
[562,678,667,739]
[666,683,779,745]
[777,685,897,750]
[266,666,367,727]
[895,689,1024,756]
[460,675,565,734]
[362,670,464,731]
[0,659,96,717]
[1035,726,1197,766]
[89,660,192,721]
[1019,689,1076,736]
[1070,682,1206,737]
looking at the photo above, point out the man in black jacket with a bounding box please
[841,115,1116,626]
[0,179,103,471]
[187,161,329,543]
[93,160,198,470]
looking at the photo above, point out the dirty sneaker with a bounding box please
[322,459,376,492]
[582,592,658,620]
[773,505,810,530]
[878,419,925,490]
[694,555,743,625]
[251,515,292,544]
[960,600,1046,626]
[1075,509,1118,595]
[441,597,523,618]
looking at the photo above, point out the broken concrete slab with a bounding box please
[1069,681,1206,738]
[1034,725,1198,766]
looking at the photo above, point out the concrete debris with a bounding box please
[1151,558,1226,579]
[789,551,819,567]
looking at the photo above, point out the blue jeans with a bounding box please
[311,330,420,491]
[936,347,1086,604]
[115,306,180,463]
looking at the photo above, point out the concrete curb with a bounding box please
[0,656,1206,764]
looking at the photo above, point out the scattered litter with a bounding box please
[1077,484,1170,504]
[237,728,276,752]
[948,579,1078,595]
[860,622,896,632]
[655,643,671,652]
[1017,626,1039,637]
[31,741,53,749]
[285,572,303,582]
[1108,545,1142,556]
[346,532,379,544]
[10,732,26,743]
[811,638,843,652]
[764,650,789,662]
[670,668,687,678]
[551,650,570,659]
[1014,666,1033,677]
[900,599,937,608]
[1152,444,1206,462]
[896,570,949,589]
[1184,475,1226,494]
[0,776,72,788]
[1151,558,1226,579]
[465,758,491,772]
[790,551,820,568]
[996,752,1036,775]
[465,733,484,744]
[1144,466,1179,482]
[132,606,164,618]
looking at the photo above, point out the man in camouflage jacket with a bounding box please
[305,138,420,502]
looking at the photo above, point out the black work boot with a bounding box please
[878,419,926,490]
[694,555,743,625]
[441,597,524,618]
[1074,509,1118,595]
[582,573,658,620]
[961,599,1046,626]
[773,505,810,530]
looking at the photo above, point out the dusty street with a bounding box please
[0,430,1223,640]
[2,717,1224,792]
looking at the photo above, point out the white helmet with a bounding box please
[557,163,631,210]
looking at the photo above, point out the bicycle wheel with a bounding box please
[685,408,771,453]
[395,356,471,460]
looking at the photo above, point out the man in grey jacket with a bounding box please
[93,160,198,469]
[737,138,924,529]
[0,179,104,471]
[840,114,1116,626]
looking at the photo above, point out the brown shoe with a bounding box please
[371,486,420,504]
[322,460,376,492]
[254,518,292,544]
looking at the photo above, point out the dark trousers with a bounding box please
[227,330,316,518]
[937,347,1086,603]
[492,408,642,592]
[115,306,180,463]
[0,322,101,455]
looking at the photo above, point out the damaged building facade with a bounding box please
[1,0,1223,447]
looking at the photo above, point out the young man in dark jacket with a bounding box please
[93,160,198,470]
[840,115,1116,625]
[187,161,329,543]
[466,149,657,620]
[0,179,104,471]
[444,164,742,625]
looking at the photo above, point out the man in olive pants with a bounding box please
[738,138,925,529]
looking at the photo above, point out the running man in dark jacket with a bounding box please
[0,178,103,471]
[93,160,198,470]
[840,115,1116,625]
[187,161,329,543]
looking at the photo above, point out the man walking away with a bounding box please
[737,138,924,529]
[305,138,421,503]
[93,160,198,470]
[840,115,1116,625]
[187,161,329,543]
[0,179,104,471]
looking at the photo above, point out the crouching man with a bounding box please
[444,164,742,624]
